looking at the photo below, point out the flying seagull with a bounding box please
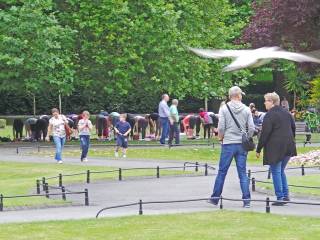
[189,46,320,72]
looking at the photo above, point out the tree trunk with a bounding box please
[59,94,62,113]
[293,91,296,110]
[204,97,208,111]
[33,95,36,116]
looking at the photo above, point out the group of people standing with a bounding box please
[47,86,296,205]
[209,86,296,206]
[158,94,219,146]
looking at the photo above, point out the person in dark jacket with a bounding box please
[256,92,297,206]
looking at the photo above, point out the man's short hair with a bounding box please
[162,94,169,99]
[172,99,178,105]
[228,86,245,98]
[120,113,127,119]
[264,92,280,106]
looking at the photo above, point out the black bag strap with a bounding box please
[226,103,245,134]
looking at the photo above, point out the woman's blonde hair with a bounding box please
[264,92,280,106]
[51,108,60,114]
[82,111,90,117]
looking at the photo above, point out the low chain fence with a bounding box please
[0,190,89,212]
[0,162,214,212]
[95,196,320,218]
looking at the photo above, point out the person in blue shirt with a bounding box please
[114,114,131,158]
[158,94,170,144]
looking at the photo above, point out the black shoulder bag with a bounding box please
[226,104,256,152]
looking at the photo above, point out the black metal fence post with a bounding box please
[252,178,256,192]
[195,162,199,172]
[85,189,89,206]
[267,168,271,179]
[0,194,3,211]
[38,145,40,153]
[139,199,143,215]
[36,180,40,194]
[156,166,160,178]
[219,196,223,210]
[119,168,122,181]
[302,165,305,176]
[45,183,49,198]
[16,147,19,154]
[247,169,251,179]
[205,163,208,176]
[59,174,63,187]
[86,170,90,184]
[42,177,46,191]
[61,186,66,201]
[266,197,270,213]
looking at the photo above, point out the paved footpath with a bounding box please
[0,146,320,223]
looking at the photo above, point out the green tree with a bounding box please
[0,0,76,113]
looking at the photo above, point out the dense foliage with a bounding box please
[239,0,320,110]
[0,0,254,114]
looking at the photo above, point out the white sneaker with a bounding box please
[82,158,88,162]
[57,160,63,164]
[122,154,127,158]
[114,152,119,158]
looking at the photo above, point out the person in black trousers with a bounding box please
[256,92,297,206]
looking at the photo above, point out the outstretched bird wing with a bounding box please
[257,50,320,63]
[222,56,259,72]
[188,47,251,59]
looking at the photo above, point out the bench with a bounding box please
[295,121,312,146]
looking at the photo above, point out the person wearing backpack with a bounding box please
[208,86,255,208]
[199,108,214,139]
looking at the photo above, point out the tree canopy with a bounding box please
[1,0,254,113]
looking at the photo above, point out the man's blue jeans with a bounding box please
[270,156,290,200]
[160,117,169,144]
[211,143,251,204]
[80,135,90,160]
[53,136,66,161]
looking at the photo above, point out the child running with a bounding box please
[114,114,131,158]
[78,111,93,162]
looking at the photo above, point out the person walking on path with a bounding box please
[114,114,132,158]
[168,99,180,146]
[47,108,68,164]
[209,86,254,208]
[158,94,170,145]
[78,111,93,162]
[256,92,297,206]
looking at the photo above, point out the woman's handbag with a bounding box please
[226,104,256,151]
[64,122,72,137]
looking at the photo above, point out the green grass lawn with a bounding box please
[0,161,193,208]
[36,146,320,165]
[1,211,320,239]
[257,174,320,196]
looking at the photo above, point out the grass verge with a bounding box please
[256,174,320,196]
[0,211,320,239]
[35,146,320,165]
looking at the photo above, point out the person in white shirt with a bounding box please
[78,111,93,162]
[47,108,68,164]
